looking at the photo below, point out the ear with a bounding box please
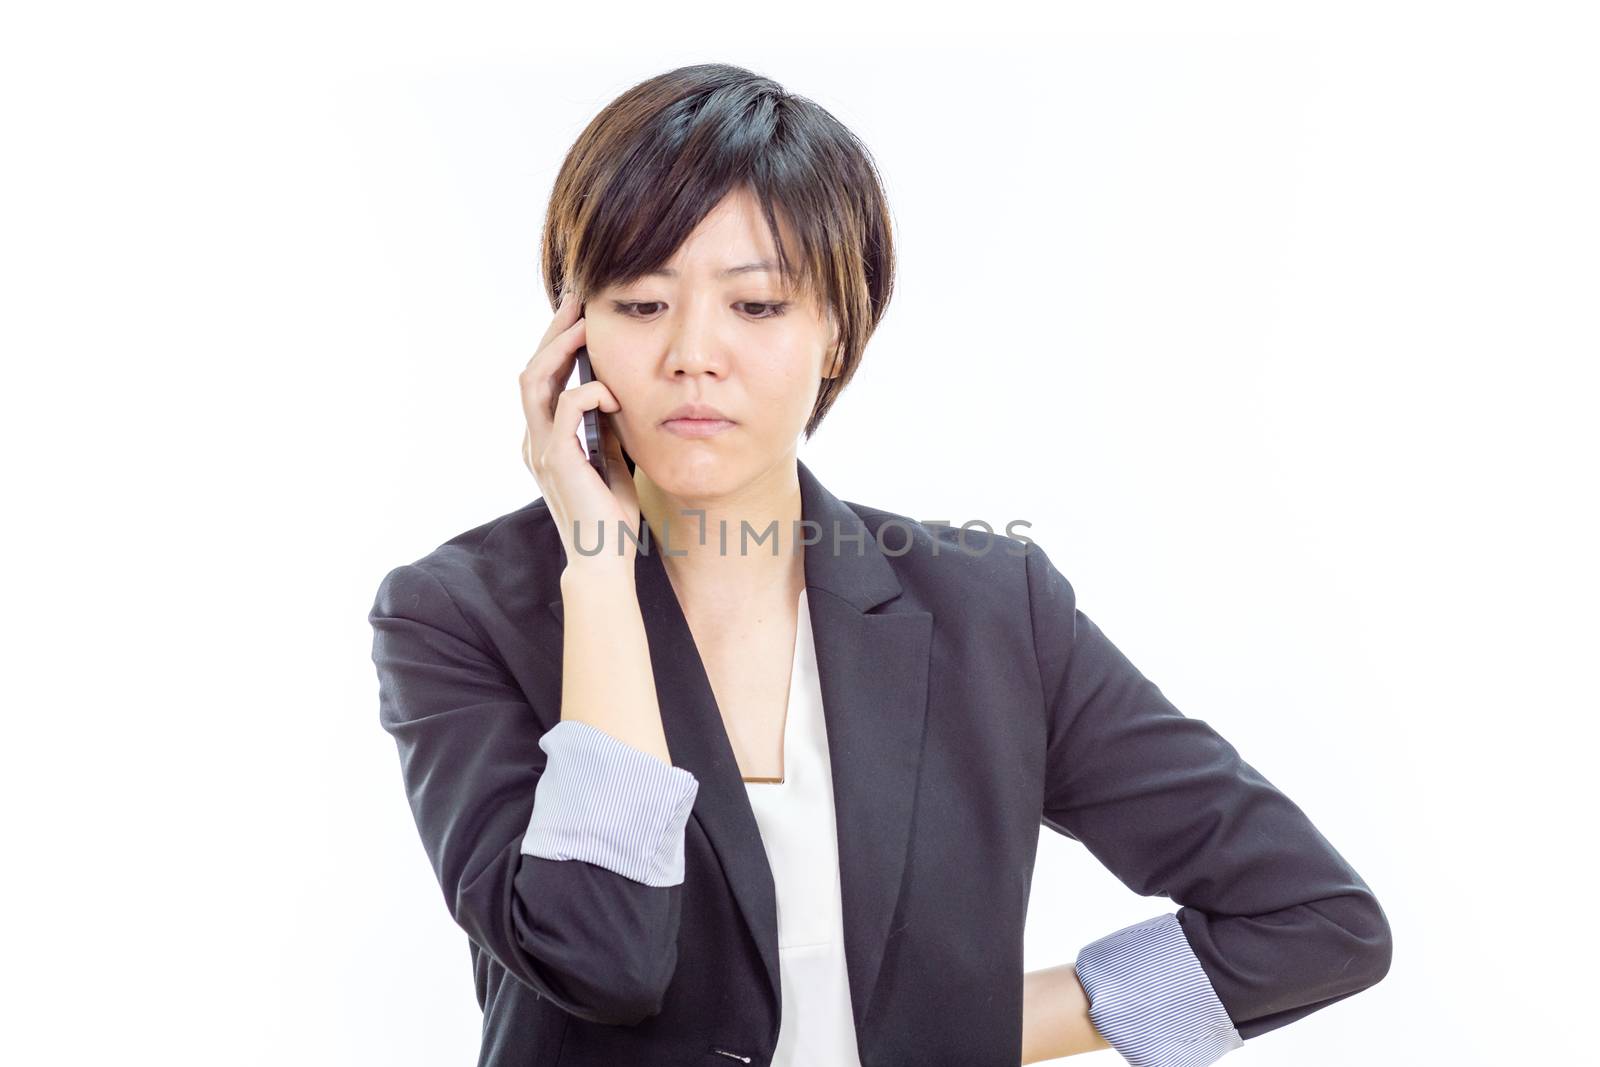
[822,318,843,379]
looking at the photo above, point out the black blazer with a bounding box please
[369,458,1392,1066]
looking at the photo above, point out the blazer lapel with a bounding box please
[795,460,933,1036]
[547,458,932,1038]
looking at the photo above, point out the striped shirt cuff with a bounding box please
[520,719,700,887]
[1074,912,1244,1067]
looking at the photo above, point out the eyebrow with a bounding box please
[641,260,780,279]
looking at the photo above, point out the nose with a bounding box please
[660,297,730,379]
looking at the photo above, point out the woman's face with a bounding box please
[583,186,840,500]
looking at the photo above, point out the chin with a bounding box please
[639,441,753,501]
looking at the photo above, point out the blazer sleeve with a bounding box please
[523,718,699,886]
[1023,542,1393,1062]
[369,562,700,1027]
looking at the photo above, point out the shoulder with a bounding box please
[370,496,565,620]
[368,491,1079,636]
[841,497,1057,613]
[843,495,1084,654]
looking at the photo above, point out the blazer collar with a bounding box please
[546,458,933,1039]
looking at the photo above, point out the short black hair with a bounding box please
[539,63,897,439]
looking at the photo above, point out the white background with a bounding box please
[5,2,1595,1064]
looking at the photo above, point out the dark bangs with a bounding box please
[539,63,896,438]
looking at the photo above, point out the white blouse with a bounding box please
[742,587,864,1067]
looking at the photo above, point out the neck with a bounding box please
[634,452,806,618]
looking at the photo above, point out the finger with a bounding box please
[545,380,618,469]
[521,315,587,398]
[521,289,586,408]
[600,412,634,491]
[519,318,588,454]
[534,288,584,355]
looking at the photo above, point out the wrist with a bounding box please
[561,559,637,596]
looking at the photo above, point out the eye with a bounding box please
[612,301,664,318]
[609,301,791,320]
[739,302,790,319]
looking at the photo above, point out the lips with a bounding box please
[661,402,734,423]
[661,414,736,438]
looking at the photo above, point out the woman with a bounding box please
[369,63,1392,1067]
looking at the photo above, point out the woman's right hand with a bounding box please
[520,290,642,575]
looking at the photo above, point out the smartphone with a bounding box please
[573,345,611,487]
[572,313,635,486]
